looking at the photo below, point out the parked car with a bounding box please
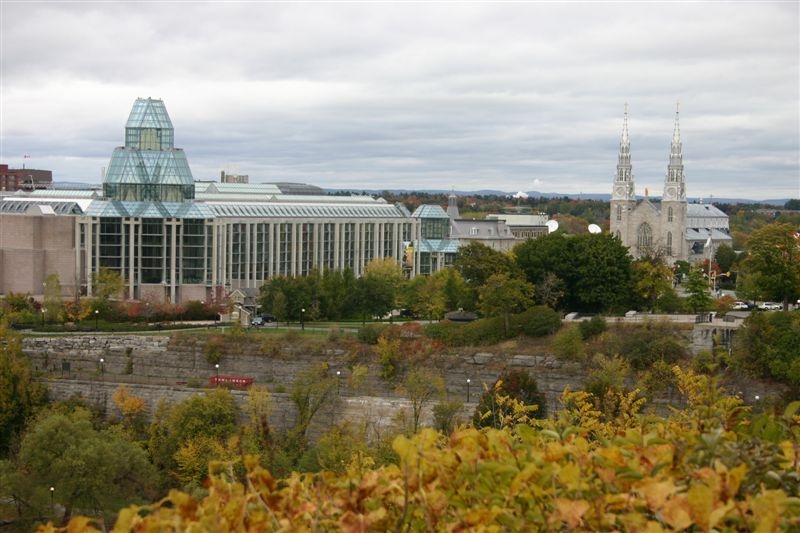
[732,301,750,310]
[250,316,265,327]
[758,302,782,311]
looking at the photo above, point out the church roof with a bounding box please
[685,228,733,242]
[687,203,727,218]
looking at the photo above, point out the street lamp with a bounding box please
[94,309,99,331]
[215,363,220,385]
[50,486,54,509]
[41,307,46,327]
[466,378,471,403]
[301,308,305,331]
[99,358,105,380]
[336,370,341,395]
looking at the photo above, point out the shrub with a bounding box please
[578,315,607,340]
[357,323,389,344]
[514,306,561,337]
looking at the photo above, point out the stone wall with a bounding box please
[24,334,579,441]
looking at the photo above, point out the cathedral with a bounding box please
[609,105,731,264]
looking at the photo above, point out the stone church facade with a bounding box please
[609,106,731,264]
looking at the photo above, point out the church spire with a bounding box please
[612,103,635,201]
[663,101,686,201]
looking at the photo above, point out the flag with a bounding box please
[704,237,712,248]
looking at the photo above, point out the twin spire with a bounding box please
[613,102,685,202]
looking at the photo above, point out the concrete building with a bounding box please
[609,105,731,264]
[0,98,419,302]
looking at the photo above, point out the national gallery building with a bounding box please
[0,98,418,304]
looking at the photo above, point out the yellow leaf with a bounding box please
[660,493,692,531]
[637,478,679,511]
[552,498,590,529]
[687,483,714,531]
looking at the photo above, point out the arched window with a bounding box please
[668,207,673,222]
[637,223,653,253]
[616,205,622,221]
[615,230,621,240]
[666,232,673,256]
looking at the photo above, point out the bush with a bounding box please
[578,315,607,340]
[472,369,547,428]
[357,323,389,344]
[514,306,561,337]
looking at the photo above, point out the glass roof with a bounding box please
[411,204,449,219]
[416,239,460,253]
[126,98,173,141]
[105,148,194,187]
[85,200,215,219]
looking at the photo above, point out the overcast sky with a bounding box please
[1,1,798,200]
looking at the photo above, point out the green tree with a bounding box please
[14,410,156,525]
[398,369,445,435]
[743,222,800,310]
[356,258,405,321]
[92,267,124,302]
[731,311,800,395]
[40,273,64,324]
[714,243,738,275]
[453,241,518,290]
[289,363,338,448]
[515,232,633,313]
[684,266,713,313]
[631,254,673,311]
[477,272,534,336]
[0,325,48,456]
[568,234,633,313]
[147,388,240,487]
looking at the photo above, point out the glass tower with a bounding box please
[103,98,195,202]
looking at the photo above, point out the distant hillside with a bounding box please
[327,188,791,206]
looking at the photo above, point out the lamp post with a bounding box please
[94,309,99,331]
[99,358,105,380]
[50,486,54,510]
[336,370,341,395]
[301,308,305,331]
[466,378,471,403]
[215,363,220,385]
[41,307,46,327]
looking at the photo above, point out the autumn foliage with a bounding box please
[36,367,800,532]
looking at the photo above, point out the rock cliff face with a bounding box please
[23,333,578,440]
[21,320,743,441]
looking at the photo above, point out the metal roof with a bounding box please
[685,228,733,241]
[206,201,408,219]
[687,203,727,218]
[0,200,85,215]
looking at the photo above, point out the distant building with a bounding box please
[609,105,731,264]
[0,164,52,192]
[221,171,249,184]
[412,192,550,275]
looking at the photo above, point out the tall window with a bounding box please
[666,232,673,257]
[637,223,653,254]
[616,205,622,221]
[668,207,673,222]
